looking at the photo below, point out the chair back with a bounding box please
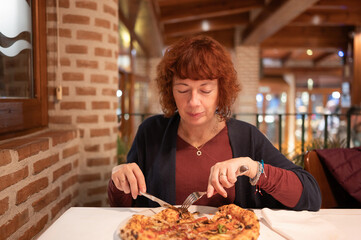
[304,151,338,208]
[304,150,361,208]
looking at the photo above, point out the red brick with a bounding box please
[59,28,72,38]
[63,72,84,81]
[76,59,98,69]
[62,86,70,96]
[48,72,56,81]
[0,138,49,161]
[84,144,100,152]
[0,150,11,166]
[53,163,72,182]
[32,187,60,212]
[95,47,112,57]
[76,115,98,123]
[113,102,118,109]
[91,74,109,83]
[47,13,57,22]
[105,61,117,71]
[60,57,71,66]
[76,87,96,95]
[63,145,79,158]
[113,126,118,133]
[73,159,79,168]
[65,45,88,54]
[0,197,9,215]
[108,34,116,44]
[113,23,118,31]
[86,157,110,166]
[103,4,116,16]
[0,209,29,239]
[102,88,116,96]
[49,115,72,124]
[62,175,78,192]
[51,194,72,219]
[87,185,107,196]
[33,154,60,175]
[73,189,79,198]
[95,18,110,29]
[91,101,110,109]
[47,27,58,36]
[60,101,86,110]
[0,167,29,191]
[16,177,48,205]
[63,14,90,25]
[18,214,48,240]
[104,141,116,151]
[78,173,101,182]
[76,1,97,10]
[90,128,110,137]
[59,0,69,8]
[37,130,78,147]
[77,30,102,41]
[104,114,117,122]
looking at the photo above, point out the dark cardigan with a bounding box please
[124,113,321,211]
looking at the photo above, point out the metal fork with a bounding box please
[180,191,207,211]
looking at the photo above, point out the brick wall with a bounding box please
[0,130,80,240]
[0,0,119,239]
[46,0,119,207]
[232,46,260,124]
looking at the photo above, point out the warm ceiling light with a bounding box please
[312,15,321,25]
[306,49,313,56]
[201,20,210,31]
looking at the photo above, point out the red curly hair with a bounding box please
[155,35,241,120]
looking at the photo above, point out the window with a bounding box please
[0,0,47,138]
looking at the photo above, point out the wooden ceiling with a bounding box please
[120,0,361,88]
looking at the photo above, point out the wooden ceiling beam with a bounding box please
[242,0,319,45]
[164,29,235,48]
[313,52,337,65]
[163,13,249,38]
[263,66,343,76]
[118,6,149,57]
[159,0,264,24]
[261,26,351,49]
[291,11,361,26]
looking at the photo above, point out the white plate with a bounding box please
[113,205,218,240]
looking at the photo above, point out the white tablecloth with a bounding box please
[37,207,361,240]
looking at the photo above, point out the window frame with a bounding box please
[0,0,48,139]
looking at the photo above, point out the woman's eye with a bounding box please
[201,90,212,94]
[177,90,189,93]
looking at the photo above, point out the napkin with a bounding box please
[261,208,341,240]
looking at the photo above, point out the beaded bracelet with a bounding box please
[249,160,265,186]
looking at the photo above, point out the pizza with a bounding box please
[119,204,260,240]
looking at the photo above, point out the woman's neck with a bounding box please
[178,116,226,148]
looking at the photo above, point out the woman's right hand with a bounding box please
[111,163,146,199]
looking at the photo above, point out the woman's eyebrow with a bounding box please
[173,82,189,86]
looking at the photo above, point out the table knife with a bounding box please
[140,192,173,208]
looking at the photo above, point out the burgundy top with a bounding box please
[108,126,303,208]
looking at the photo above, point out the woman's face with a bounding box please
[173,78,219,127]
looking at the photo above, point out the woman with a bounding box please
[108,35,321,211]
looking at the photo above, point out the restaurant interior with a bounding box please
[0,0,361,239]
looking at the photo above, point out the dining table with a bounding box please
[37,206,361,240]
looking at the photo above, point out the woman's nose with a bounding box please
[189,91,201,106]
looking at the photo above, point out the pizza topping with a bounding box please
[217,224,227,234]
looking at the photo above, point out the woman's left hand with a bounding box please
[207,157,258,198]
